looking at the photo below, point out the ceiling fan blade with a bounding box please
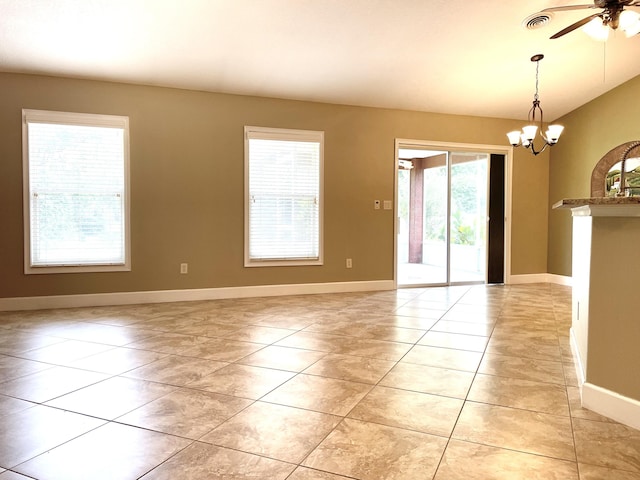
[542,4,596,12]
[550,13,601,38]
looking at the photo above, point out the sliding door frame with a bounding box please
[394,139,513,288]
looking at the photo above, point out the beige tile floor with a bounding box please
[1,283,640,479]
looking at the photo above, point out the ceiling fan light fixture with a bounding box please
[583,16,610,40]
[545,1,640,39]
[620,9,640,36]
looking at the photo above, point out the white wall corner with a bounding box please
[569,327,586,386]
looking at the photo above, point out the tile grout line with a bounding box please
[429,285,507,479]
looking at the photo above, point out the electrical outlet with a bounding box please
[180,263,188,274]
[346,258,352,268]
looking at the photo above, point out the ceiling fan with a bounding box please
[543,0,640,39]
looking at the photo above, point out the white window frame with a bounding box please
[244,126,324,267]
[22,109,131,274]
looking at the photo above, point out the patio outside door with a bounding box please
[397,146,490,287]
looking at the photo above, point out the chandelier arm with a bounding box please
[528,102,537,123]
[528,141,550,156]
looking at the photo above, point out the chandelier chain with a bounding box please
[534,59,540,102]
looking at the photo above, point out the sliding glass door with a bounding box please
[397,147,489,286]
[449,152,488,283]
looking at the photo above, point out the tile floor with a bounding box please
[1,283,640,479]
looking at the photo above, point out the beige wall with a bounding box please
[548,74,640,276]
[0,73,548,299]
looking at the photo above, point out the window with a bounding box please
[22,109,130,274]
[244,126,323,266]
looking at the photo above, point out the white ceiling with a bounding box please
[1,0,640,121]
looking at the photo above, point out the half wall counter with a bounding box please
[553,197,640,430]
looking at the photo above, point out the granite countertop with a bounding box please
[552,197,640,209]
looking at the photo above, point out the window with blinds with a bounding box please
[244,126,323,266]
[22,109,130,274]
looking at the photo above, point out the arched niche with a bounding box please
[591,141,640,197]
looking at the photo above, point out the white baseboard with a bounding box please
[547,274,573,286]
[509,273,572,286]
[509,273,549,284]
[570,327,640,430]
[0,274,575,311]
[582,382,640,431]
[0,280,395,312]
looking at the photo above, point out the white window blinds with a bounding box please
[245,127,323,266]
[23,110,130,273]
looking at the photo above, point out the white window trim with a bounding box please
[244,126,324,267]
[22,109,131,274]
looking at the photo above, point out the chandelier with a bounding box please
[507,54,564,156]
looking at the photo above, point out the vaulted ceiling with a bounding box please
[2,0,640,121]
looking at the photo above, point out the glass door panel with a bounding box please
[397,149,449,286]
[421,157,448,285]
[449,152,488,283]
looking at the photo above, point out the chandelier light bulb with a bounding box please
[522,125,538,142]
[545,124,565,144]
[507,131,521,146]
